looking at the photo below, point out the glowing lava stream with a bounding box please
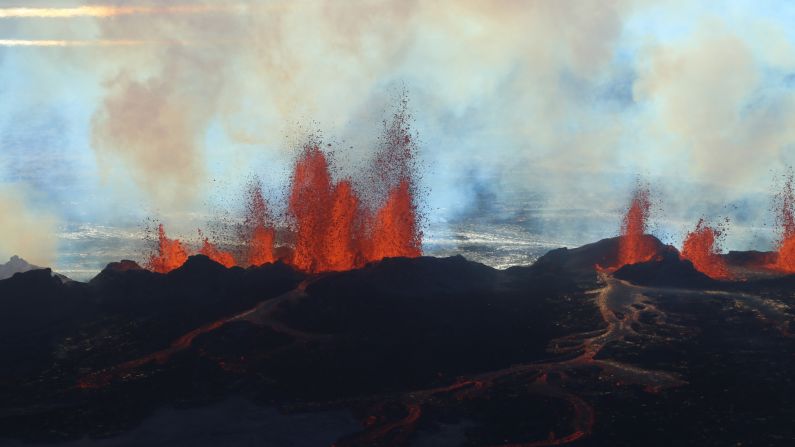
[77,281,327,389]
[76,266,794,445]
[78,306,261,389]
[331,273,687,447]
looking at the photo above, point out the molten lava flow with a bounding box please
[772,173,795,272]
[365,180,422,261]
[616,185,657,268]
[148,224,189,273]
[681,219,731,280]
[243,182,276,266]
[198,233,236,268]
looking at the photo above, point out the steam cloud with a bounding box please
[4,1,795,257]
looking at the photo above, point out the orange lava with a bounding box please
[288,145,337,272]
[325,180,363,271]
[243,182,276,266]
[198,234,236,268]
[616,185,658,268]
[147,224,189,273]
[286,145,421,273]
[681,219,731,280]
[365,180,422,261]
[772,173,795,272]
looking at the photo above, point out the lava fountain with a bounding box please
[772,172,795,272]
[147,224,189,273]
[242,181,277,267]
[146,99,423,274]
[615,184,658,268]
[198,231,236,268]
[325,180,363,271]
[365,180,422,261]
[681,219,732,280]
[288,144,338,272]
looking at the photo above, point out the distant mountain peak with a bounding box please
[0,255,41,280]
[0,255,72,283]
[104,260,144,272]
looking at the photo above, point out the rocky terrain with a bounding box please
[0,237,793,446]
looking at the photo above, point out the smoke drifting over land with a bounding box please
[88,2,795,225]
[3,1,795,271]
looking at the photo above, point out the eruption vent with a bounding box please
[616,185,658,268]
[772,172,795,272]
[681,219,731,280]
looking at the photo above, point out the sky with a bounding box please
[2,1,795,276]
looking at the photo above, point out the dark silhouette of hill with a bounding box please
[0,255,71,282]
[0,255,303,381]
[723,250,777,267]
[519,235,670,282]
[613,250,718,288]
[265,255,599,399]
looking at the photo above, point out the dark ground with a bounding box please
[0,236,794,446]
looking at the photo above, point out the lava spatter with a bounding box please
[142,96,424,274]
[147,224,189,273]
[615,184,658,268]
[681,218,732,280]
[198,231,236,268]
[242,181,277,267]
[772,171,795,272]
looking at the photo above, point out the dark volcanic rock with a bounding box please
[253,255,605,400]
[0,253,605,443]
[2,244,794,446]
[106,259,144,272]
[0,268,93,376]
[511,235,671,283]
[723,250,777,267]
[0,255,71,282]
[614,250,717,288]
[0,256,304,382]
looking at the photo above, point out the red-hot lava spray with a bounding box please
[681,218,732,280]
[146,99,422,274]
[615,184,658,268]
[365,180,422,261]
[288,145,338,272]
[147,224,189,273]
[362,102,423,261]
[325,180,363,271]
[242,181,277,267]
[198,231,236,268]
[772,172,795,272]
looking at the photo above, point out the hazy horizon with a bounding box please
[2,1,795,275]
